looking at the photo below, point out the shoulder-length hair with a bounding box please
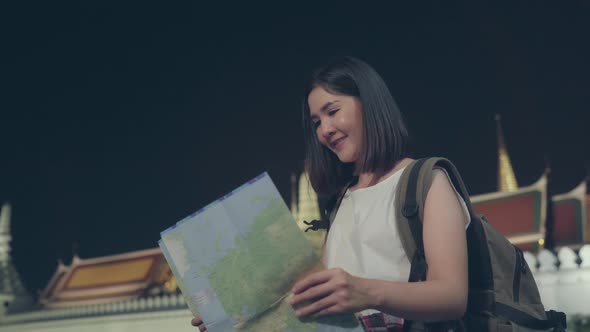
[302,56,409,196]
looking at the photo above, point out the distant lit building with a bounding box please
[0,203,194,332]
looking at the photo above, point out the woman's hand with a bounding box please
[191,314,207,331]
[288,268,374,317]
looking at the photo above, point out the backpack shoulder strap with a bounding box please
[394,157,476,265]
[396,157,477,332]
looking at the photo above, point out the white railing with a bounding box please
[525,244,590,317]
[0,293,188,325]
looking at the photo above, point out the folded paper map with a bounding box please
[159,172,364,332]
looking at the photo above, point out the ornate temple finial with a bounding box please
[544,156,552,176]
[0,203,11,236]
[0,203,33,316]
[495,114,519,192]
[296,172,323,252]
[0,203,12,262]
[297,172,321,225]
[72,242,80,261]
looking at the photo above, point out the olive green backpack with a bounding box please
[307,157,567,332]
[394,157,566,331]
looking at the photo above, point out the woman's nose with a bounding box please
[319,121,336,139]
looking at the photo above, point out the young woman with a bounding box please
[193,56,470,331]
[288,56,470,331]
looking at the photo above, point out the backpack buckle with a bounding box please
[303,219,329,232]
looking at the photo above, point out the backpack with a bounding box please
[305,157,567,332]
[396,157,567,331]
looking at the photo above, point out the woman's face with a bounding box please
[308,86,363,164]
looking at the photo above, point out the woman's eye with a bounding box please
[313,121,321,128]
[328,109,340,116]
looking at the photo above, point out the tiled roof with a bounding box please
[471,174,547,251]
[40,248,176,308]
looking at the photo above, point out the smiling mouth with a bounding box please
[330,137,346,150]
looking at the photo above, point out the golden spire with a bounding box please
[296,172,324,252]
[496,114,519,192]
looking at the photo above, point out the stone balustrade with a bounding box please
[524,244,590,317]
[0,293,187,326]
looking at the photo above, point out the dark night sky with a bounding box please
[1,2,589,293]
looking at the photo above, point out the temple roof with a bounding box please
[471,173,547,251]
[552,181,587,247]
[40,247,176,308]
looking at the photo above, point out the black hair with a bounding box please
[302,56,409,195]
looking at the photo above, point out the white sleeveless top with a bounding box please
[324,166,470,316]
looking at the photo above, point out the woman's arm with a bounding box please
[290,170,469,321]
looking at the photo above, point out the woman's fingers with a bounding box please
[311,304,341,318]
[294,293,336,317]
[292,269,340,294]
[190,316,201,326]
[292,270,331,294]
[289,268,356,317]
[191,315,206,331]
[290,268,371,317]
[289,279,334,307]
